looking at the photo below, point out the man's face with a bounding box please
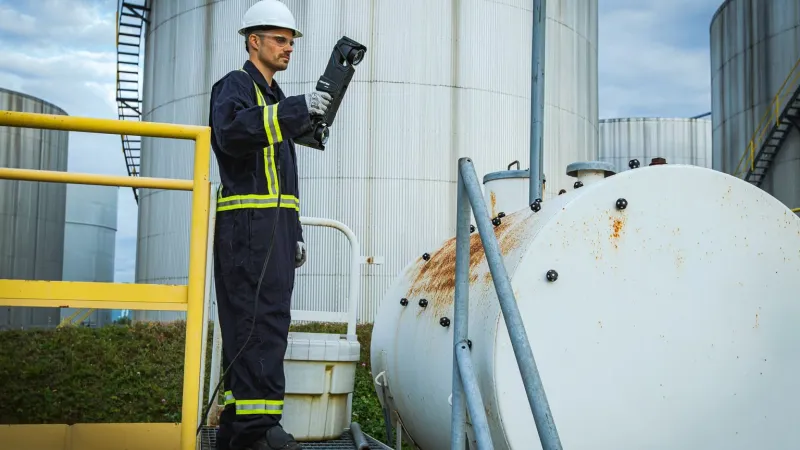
[252,28,295,72]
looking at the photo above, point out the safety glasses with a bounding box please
[255,33,294,48]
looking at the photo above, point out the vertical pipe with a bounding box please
[197,195,216,427]
[459,158,563,450]
[456,341,494,450]
[530,0,547,203]
[180,128,212,450]
[451,166,472,450]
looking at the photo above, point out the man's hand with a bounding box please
[295,241,307,268]
[304,91,332,116]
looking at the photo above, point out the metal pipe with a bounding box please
[0,167,194,191]
[450,168,472,450]
[198,195,217,427]
[298,216,361,336]
[529,0,547,203]
[349,422,370,450]
[455,340,494,450]
[458,157,563,450]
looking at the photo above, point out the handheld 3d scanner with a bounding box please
[295,36,367,151]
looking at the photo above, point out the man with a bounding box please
[208,1,332,449]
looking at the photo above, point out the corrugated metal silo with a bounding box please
[711,0,800,209]
[135,0,598,323]
[598,117,712,172]
[60,184,119,327]
[0,88,68,330]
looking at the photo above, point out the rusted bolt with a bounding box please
[616,198,628,210]
[498,211,506,218]
[546,270,558,282]
[574,181,583,189]
[422,252,430,261]
[419,299,428,308]
[400,298,408,306]
[470,224,475,233]
[492,217,502,227]
[649,157,667,166]
[439,317,451,327]
[530,202,541,212]
[629,159,640,169]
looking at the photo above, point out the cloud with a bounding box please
[0,0,136,282]
[598,0,721,119]
[0,0,116,50]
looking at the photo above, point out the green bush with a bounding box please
[0,321,390,442]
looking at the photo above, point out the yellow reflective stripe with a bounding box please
[269,104,282,143]
[235,399,284,415]
[223,390,235,406]
[218,194,298,204]
[217,199,299,212]
[251,83,281,196]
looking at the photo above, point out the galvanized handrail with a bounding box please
[450,157,562,450]
[733,55,800,177]
[0,109,211,450]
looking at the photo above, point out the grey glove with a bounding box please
[305,91,332,116]
[295,241,307,268]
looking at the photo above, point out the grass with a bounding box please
[0,320,394,444]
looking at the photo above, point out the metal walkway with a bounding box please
[737,57,800,187]
[200,427,393,450]
[115,0,149,202]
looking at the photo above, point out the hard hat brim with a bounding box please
[238,26,303,38]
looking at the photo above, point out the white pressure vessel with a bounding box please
[370,162,800,450]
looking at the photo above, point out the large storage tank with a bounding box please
[60,184,119,327]
[370,163,800,449]
[135,0,598,323]
[598,117,712,172]
[711,0,800,209]
[0,88,68,330]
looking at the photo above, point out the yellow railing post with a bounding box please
[180,127,212,450]
[0,110,212,450]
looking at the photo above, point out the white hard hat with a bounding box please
[238,0,303,37]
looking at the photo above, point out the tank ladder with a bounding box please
[735,56,800,187]
[451,157,562,450]
[115,0,149,203]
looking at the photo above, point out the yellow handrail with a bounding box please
[734,55,800,177]
[0,110,211,450]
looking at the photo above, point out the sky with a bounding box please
[0,0,722,283]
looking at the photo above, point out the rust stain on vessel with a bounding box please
[406,211,533,317]
[610,215,625,248]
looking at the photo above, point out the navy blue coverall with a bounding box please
[210,59,310,449]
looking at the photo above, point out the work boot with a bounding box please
[245,425,302,450]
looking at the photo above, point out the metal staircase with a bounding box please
[115,0,149,202]
[735,57,800,187]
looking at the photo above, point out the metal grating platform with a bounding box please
[200,426,393,450]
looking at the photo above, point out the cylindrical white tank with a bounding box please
[370,164,800,449]
[598,117,712,173]
[134,0,598,323]
[61,184,119,327]
[0,88,68,330]
[711,0,800,209]
[482,163,530,219]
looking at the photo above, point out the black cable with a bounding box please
[197,155,283,437]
